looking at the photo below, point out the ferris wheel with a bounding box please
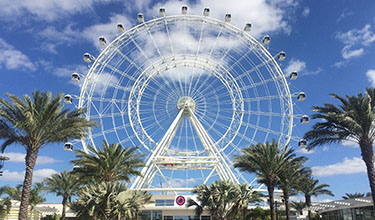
[65,6,307,193]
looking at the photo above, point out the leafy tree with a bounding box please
[290,201,306,216]
[298,176,333,220]
[247,207,271,220]
[342,192,365,199]
[234,140,303,220]
[304,88,375,209]
[43,170,80,220]
[0,91,97,220]
[71,141,144,183]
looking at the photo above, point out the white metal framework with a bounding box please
[76,10,297,193]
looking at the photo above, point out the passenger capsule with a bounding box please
[182,5,188,14]
[289,71,298,80]
[117,23,125,33]
[83,53,92,63]
[203,8,210,16]
[225,14,231,22]
[277,51,286,61]
[297,92,306,101]
[244,23,252,32]
[64,95,73,104]
[64,142,73,151]
[71,72,80,82]
[262,35,271,45]
[300,115,309,124]
[159,7,165,16]
[298,139,307,148]
[98,36,107,46]
[137,13,144,22]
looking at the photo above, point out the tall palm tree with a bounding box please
[43,170,81,220]
[234,140,304,220]
[0,91,97,220]
[298,176,333,220]
[277,164,309,220]
[342,192,365,200]
[187,180,238,220]
[304,88,375,209]
[71,141,144,183]
[29,183,46,219]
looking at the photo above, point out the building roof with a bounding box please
[312,196,373,213]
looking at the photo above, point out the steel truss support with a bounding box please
[131,102,240,192]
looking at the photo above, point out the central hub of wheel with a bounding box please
[177,96,195,114]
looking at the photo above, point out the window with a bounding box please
[153,211,162,220]
[201,216,211,220]
[139,211,151,220]
[163,216,173,220]
[155,199,174,206]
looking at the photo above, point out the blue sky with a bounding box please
[0,0,375,204]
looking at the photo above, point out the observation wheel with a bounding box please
[72,6,302,193]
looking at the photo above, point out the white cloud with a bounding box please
[0,169,58,182]
[0,152,61,165]
[341,47,364,59]
[302,7,310,17]
[296,148,314,154]
[366,69,375,87]
[335,24,375,62]
[337,9,352,22]
[146,0,296,38]
[54,64,89,78]
[312,157,366,177]
[290,195,333,203]
[81,14,132,50]
[0,0,115,21]
[284,58,306,74]
[0,38,36,71]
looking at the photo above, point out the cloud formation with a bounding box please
[0,38,36,71]
[1,152,60,165]
[366,69,375,87]
[0,169,58,182]
[0,0,114,21]
[335,24,375,63]
[312,157,366,177]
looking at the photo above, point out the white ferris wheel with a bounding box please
[65,6,308,193]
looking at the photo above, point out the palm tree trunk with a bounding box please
[360,141,375,212]
[305,194,311,220]
[268,184,276,220]
[283,190,290,220]
[62,196,68,220]
[18,149,38,220]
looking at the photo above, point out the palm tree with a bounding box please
[0,185,22,200]
[342,192,365,199]
[304,88,375,209]
[277,163,309,220]
[290,201,306,216]
[234,140,303,220]
[71,141,144,183]
[187,180,238,220]
[0,91,97,220]
[228,184,262,220]
[29,183,46,218]
[117,190,152,219]
[70,181,126,220]
[43,170,81,220]
[0,197,11,219]
[298,176,333,220]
